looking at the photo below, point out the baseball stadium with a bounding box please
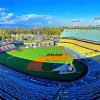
[0,0,100,99]
[0,28,100,100]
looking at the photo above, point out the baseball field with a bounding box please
[0,46,88,81]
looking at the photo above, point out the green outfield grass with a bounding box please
[8,46,65,60]
[0,46,88,81]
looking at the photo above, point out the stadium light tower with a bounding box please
[94,16,100,27]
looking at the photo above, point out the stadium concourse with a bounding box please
[0,29,100,100]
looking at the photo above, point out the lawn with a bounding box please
[7,46,65,60]
[42,60,66,71]
[0,46,88,81]
[0,46,67,70]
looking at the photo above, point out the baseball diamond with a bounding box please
[0,46,88,81]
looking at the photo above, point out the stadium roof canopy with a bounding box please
[61,29,100,43]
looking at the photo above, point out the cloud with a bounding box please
[0,8,56,26]
[0,7,97,27]
[0,8,5,13]
[0,8,14,24]
[12,14,58,27]
[5,13,15,20]
[0,7,70,26]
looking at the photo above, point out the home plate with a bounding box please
[52,64,76,74]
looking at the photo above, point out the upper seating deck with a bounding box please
[59,38,100,51]
[59,29,100,63]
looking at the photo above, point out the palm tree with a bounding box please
[1,30,6,44]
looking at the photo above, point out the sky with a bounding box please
[0,0,100,27]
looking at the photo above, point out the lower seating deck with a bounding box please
[58,42,100,64]
[0,65,60,100]
[66,80,100,100]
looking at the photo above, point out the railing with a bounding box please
[53,86,65,100]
